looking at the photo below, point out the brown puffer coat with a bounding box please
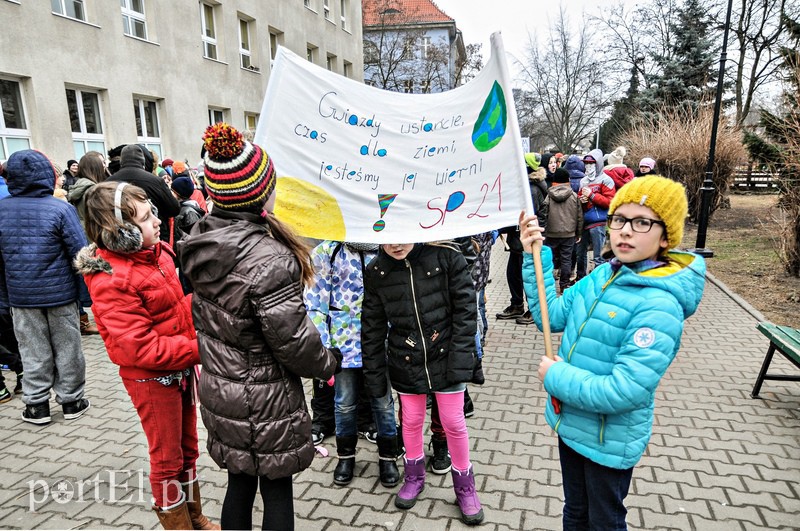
[178,209,338,478]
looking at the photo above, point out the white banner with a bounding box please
[255,32,532,243]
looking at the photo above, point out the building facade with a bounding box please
[0,0,363,166]
[362,0,464,94]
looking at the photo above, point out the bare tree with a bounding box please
[363,0,466,93]
[594,0,679,90]
[516,8,614,152]
[454,43,483,86]
[722,0,800,125]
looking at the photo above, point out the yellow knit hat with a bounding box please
[608,175,688,249]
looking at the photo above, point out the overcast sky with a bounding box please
[432,0,637,81]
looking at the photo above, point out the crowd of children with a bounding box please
[0,125,701,530]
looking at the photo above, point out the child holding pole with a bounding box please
[520,175,706,529]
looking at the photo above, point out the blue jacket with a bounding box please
[523,246,705,469]
[0,150,87,308]
[563,155,585,194]
[0,175,9,199]
[304,241,377,369]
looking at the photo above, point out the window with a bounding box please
[307,45,317,63]
[0,78,31,160]
[339,0,348,30]
[133,97,160,155]
[208,108,225,125]
[66,88,105,158]
[323,0,330,20]
[421,36,431,59]
[420,80,431,93]
[270,32,279,60]
[303,0,311,8]
[343,61,352,79]
[245,112,259,131]
[326,54,336,71]
[51,0,85,21]
[121,0,147,39]
[404,80,414,93]
[239,18,253,69]
[402,38,414,60]
[200,3,217,60]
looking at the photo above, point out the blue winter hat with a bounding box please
[171,176,195,199]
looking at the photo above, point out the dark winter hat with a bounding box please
[171,176,195,199]
[553,168,571,184]
[67,159,78,169]
[121,144,146,168]
[202,123,275,212]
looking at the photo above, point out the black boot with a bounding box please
[471,357,485,385]
[333,435,358,486]
[464,388,475,418]
[377,436,400,488]
[429,436,451,475]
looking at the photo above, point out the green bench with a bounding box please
[752,322,800,398]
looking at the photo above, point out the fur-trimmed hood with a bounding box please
[75,244,113,275]
[528,167,547,183]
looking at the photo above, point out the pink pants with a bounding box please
[399,391,471,471]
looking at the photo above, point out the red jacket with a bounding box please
[604,165,635,190]
[77,242,199,380]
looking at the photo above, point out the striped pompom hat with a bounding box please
[202,123,275,212]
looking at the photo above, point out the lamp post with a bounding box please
[691,0,734,258]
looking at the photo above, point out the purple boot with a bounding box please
[452,466,484,525]
[394,457,426,509]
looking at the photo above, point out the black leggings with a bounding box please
[221,472,294,531]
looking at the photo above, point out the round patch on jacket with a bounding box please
[633,327,656,348]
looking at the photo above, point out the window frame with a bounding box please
[339,0,348,30]
[121,0,148,40]
[421,36,431,59]
[51,0,86,22]
[245,112,259,132]
[133,97,161,152]
[66,87,106,159]
[208,107,226,126]
[200,3,218,60]
[0,77,31,161]
[239,17,253,70]
[323,0,331,20]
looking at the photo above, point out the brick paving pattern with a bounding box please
[0,245,798,530]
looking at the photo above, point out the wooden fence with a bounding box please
[732,166,778,191]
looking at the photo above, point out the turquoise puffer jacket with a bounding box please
[523,246,705,469]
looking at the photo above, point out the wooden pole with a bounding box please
[531,244,554,360]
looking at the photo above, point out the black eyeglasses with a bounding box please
[607,215,665,233]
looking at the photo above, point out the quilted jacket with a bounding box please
[362,244,477,397]
[76,242,199,380]
[304,241,377,369]
[523,246,705,469]
[178,209,339,478]
[0,150,87,308]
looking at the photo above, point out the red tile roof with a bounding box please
[362,0,454,27]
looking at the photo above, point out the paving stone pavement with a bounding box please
[0,245,798,530]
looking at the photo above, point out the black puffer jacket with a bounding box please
[178,209,339,478]
[362,244,477,397]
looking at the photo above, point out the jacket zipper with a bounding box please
[555,270,622,434]
[406,259,432,389]
[599,414,606,444]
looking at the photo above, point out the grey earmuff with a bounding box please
[104,181,143,253]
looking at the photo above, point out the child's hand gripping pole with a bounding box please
[520,211,562,414]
